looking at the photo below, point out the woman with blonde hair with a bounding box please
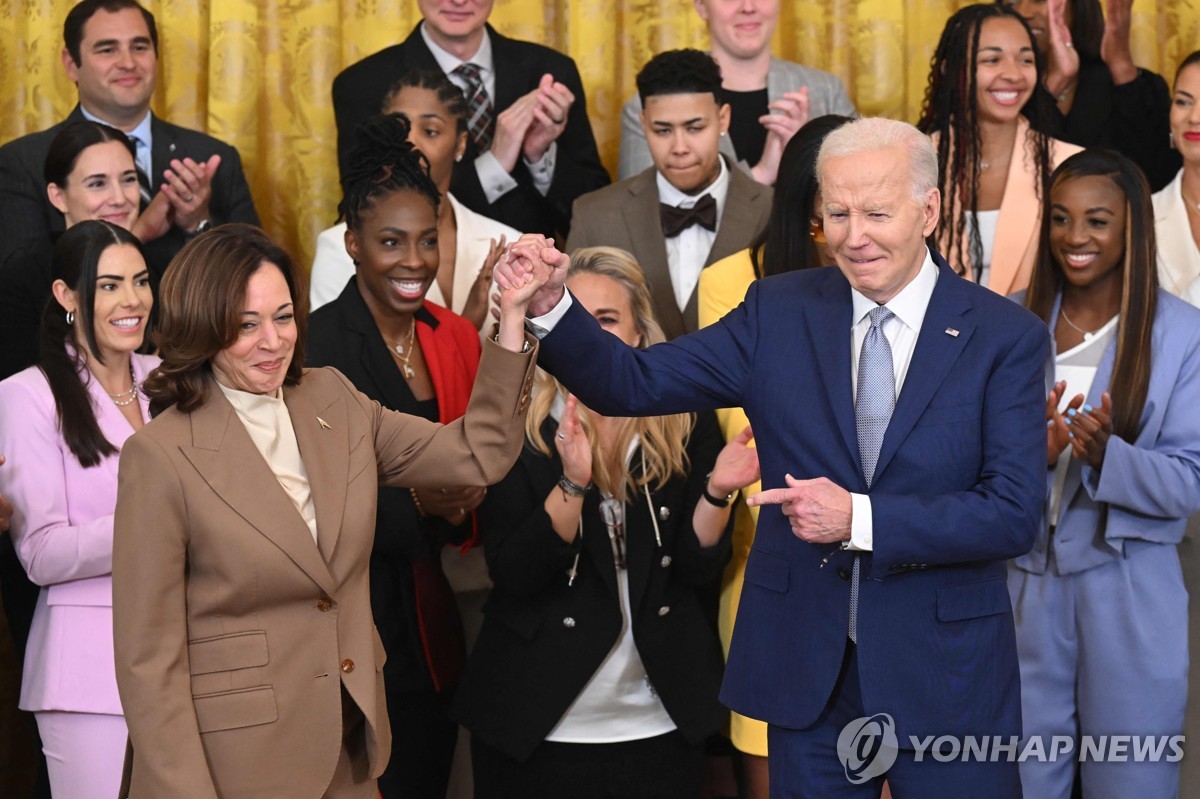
[453,246,759,799]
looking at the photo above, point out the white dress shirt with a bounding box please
[420,23,556,202]
[845,250,939,550]
[528,249,942,552]
[656,157,731,312]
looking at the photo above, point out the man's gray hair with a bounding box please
[816,117,939,202]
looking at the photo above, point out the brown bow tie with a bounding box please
[660,193,717,237]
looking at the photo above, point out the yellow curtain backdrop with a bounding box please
[2,0,1196,275]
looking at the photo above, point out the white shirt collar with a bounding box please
[656,154,730,210]
[850,249,940,333]
[420,22,493,75]
[81,105,152,146]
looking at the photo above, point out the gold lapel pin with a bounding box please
[317,417,332,430]
[945,327,960,337]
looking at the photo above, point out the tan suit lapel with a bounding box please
[988,119,1039,296]
[181,382,338,597]
[285,382,350,564]
[621,172,683,339]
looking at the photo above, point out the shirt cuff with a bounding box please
[524,142,557,196]
[847,493,873,551]
[526,290,573,339]
[475,151,519,203]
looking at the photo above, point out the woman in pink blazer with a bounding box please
[0,220,158,798]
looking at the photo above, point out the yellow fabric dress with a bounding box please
[697,247,767,756]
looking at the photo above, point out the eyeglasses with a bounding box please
[599,497,627,570]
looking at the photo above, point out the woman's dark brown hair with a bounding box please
[40,220,146,467]
[143,224,306,416]
[1025,148,1157,442]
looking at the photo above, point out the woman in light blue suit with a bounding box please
[1013,149,1200,799]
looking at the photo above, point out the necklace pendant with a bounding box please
[394,342,406,357]
[402,364,416,380]
[1083,331,1094,342]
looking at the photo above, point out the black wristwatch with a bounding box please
[702,472,736,508]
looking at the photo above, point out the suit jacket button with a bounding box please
[562,617,576,628]
[837,568,850,581]
[340,659,355,673]
[660,555,672,568]
[657,605,670,617]
[316,598,332,612]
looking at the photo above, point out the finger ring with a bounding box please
[441,488,448,494]
[459,507,465,517]
[556,432,566,441]
[1065,41,1074,48]
[549,115,564,124]
[183,193,194,202]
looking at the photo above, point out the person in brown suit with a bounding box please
[111,223,541,799]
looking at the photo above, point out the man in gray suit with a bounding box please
[617,0,856,185]
[567,50,770,341]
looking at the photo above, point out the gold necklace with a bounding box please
[385,321,417,380]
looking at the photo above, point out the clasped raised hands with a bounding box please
[496,233,571,317]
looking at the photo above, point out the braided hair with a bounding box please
[337,113,441,232]
[918,3,1054,277]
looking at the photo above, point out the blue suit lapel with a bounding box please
[873,262,975,484]
[804,272,860,478]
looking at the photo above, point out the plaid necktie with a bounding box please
[127,135,153,204]
[452,62,494,151]
[849,305,896,643]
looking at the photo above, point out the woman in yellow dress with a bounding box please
[696,114,849,799]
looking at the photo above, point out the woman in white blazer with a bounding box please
[311,69,519,324]
[1154,51,1200,302]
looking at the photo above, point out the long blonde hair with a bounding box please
[524,247,694,501]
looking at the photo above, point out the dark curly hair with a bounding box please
[636,48,723,105]
[918,3,1054,278]
[337,113,441,232]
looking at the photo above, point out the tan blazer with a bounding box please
[112,339,537,799]
[565,157,771,340]
[934,118,1082,296]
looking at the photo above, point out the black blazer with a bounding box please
[306,278,464,693]
[0,105,260,279]
[332,23,611,239]
[1042,61,1180,192]
[451,412,731,761]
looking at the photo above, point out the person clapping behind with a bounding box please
[453,246,759,799]
[1004,0,1179,190]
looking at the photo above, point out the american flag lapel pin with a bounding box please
[317,417,332,430]
[945,327,960,337]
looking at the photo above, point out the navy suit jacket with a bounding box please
[536,255,1049,742]
[0,105,260,280]
[332,23,610,239]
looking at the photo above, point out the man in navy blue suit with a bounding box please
[498,117,1048,797]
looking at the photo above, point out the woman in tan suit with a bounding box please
[111,224,540,799]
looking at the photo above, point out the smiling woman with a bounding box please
[305,112,500,798]
[918,3,1080,295]
[0,220,157,799]
[111,222,541,798]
